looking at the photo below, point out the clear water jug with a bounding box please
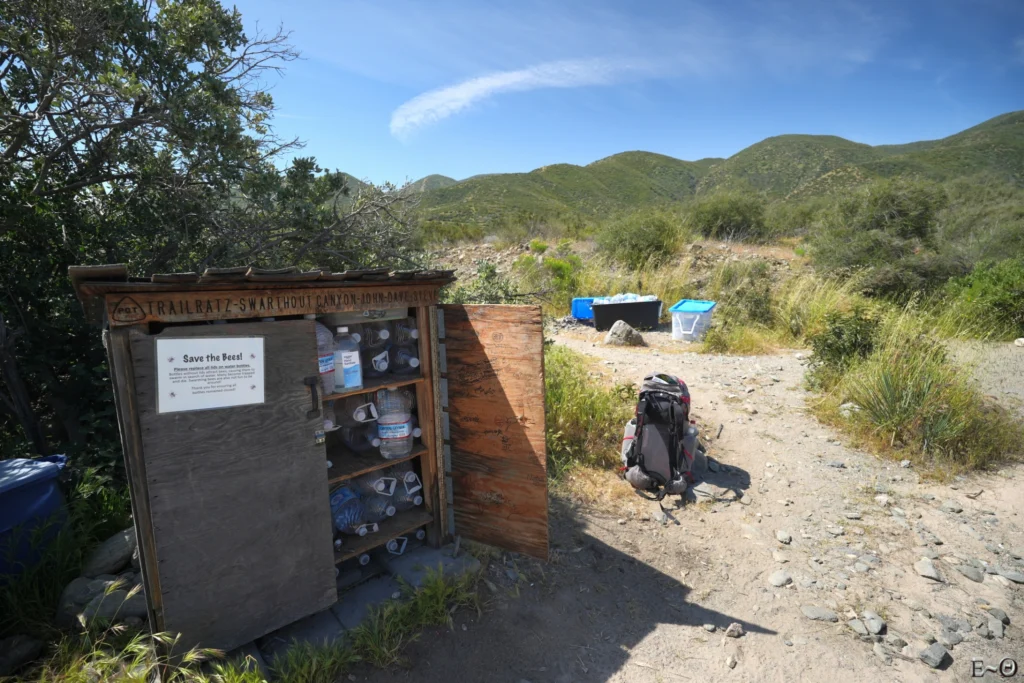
[375,388,414,459]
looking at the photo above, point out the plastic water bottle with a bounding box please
[410,415,423,439]
[330,486,366,535]
[337,396,377,427]
[361,321,391,349]
[306,314,336,395]
[375,388,414,459]
[621,418,637,466]
[346,323,364,345]
[393,317,419,345]
[361,347,390,379]
[363,494,396,523]
[387,461,423,494]
[334,327,362,391]
[392,488,423,512]
[340,424,380,452]
[388,345,420,375]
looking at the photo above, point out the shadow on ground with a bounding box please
[356,490,774,683]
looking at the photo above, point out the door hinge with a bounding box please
[437,310,445,339]
[438,343,447,373]
[439,378,449,408]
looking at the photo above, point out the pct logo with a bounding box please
[110,296,146,323]
[972,658,1019,678]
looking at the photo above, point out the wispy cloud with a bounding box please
[390,58,643,139]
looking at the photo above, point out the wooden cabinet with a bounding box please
[72,266,548,652]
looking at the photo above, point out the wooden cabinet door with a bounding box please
[126,320,336,651]
[439,305,548,560]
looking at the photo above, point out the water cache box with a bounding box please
[71,264,550,652]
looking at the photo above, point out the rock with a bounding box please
[988,616,1005,639]
[940,499,963,514]
[900,459,911,468]
[954,565,984,583]
[726,655,737,669]
[81,527,137,578]
[617,519,626,525]
[604,321,646,347]
[847,619,868,636]
[982,607,1009,625]
[976,624,992,639]
[0,635,43,676]
[82,589,148,622]
[996,567,1024,583]
[772,551,789,563]
[885,634,907,649]
[915,558,942,581]
[844,511,862,520]
[873,642,892,665]
[769,570,792,587]
[838,402,860,418]
[965,488,983,499]
[825,525,844,537]
[775,530,792,545]
[801,605,838,622]
[827,460,845,469]
[854,562,869,573]
[724,622,744,638]
[936,629,963,648]
[874,494,890,507]
[919,643,949,669]
[703,623,716,632]
[862,611,886,635]
[937,614,972,633]
[1015,338,1024,347]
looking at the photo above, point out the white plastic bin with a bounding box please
[669,300,716,341]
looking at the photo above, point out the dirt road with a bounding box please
[356,330,1023,683]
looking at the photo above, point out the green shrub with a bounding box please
[827,310,1023,472]
[765,199,827,237]
[419,221,485,244]
[687,192,768,241]
[807,308,877,382]
[444,262,524,305]
[544,345,634,478]
[944,258,1024,337]
[528,239,548,254]
[596,209,683,269]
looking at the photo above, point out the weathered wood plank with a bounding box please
[106,326,164,629]
[413,306,442,545]
[130,320,336,651]
[104,285,442,326]
[440,305,548,560]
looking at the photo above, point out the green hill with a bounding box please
[408,174,457,192]
[373,110,1024,226]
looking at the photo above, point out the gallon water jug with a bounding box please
[375,388,414,459]
[361,321,392,349]
[305,314,336,395]
[386,537,408,556]
[334,327,362,391]
[389,345,420,375]
[346,323,364,345]
[340,424,380,452]
[363,494,396,523]
[392,486,423,512]
[337,396,378,428]
[387,461,423,494]
[330,486,367,535]
[393,317,419,345]
[361,347,390,379]
[353,472,397,497]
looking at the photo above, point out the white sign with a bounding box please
[156,337,265,413]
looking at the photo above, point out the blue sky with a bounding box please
[231,0,1024,184]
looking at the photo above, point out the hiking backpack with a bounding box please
[620,373,701,499]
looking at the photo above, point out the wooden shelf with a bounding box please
[323,375,423,401]
[334,508,433,564]
[327,442,426,485]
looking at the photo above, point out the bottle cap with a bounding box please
[409,358,420,368]
[352,333,361,342]
[386,505,396,517]
[413,495,423,506]
[374,481,386,492]
[379,329,390,340]
[354,408,367,421]
[411,329,419,339]
[371,437,381,447]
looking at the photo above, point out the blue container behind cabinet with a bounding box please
[0,455,68,580]
[571,297,595,320]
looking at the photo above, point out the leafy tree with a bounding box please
[0,0,418,474]
[596,208,682,268]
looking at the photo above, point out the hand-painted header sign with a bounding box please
[106,285,440,326]
[156,337,265,413]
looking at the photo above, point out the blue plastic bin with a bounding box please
[571,297,595,320]
[669,300,717,341]
[0,455,68,580]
